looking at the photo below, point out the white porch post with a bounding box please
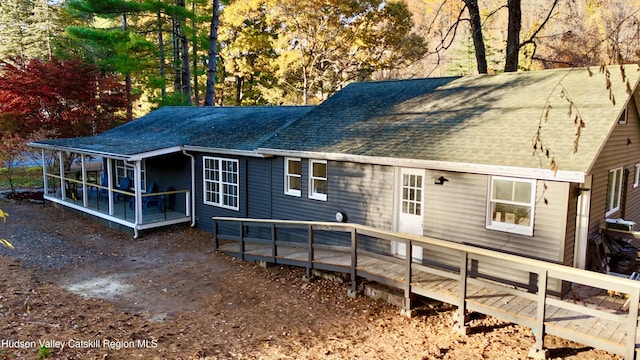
[58,151,65,200]
[107,159,115,215]
[41,149,48,195]
[81,154,88,207]
[134,160,142,225]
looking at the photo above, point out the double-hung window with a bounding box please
[203,157,239,210]
[606,167,623,216]
[115,160,146,191]
[487,176,536,236]
[308,160,327,201]
[284,158,302,196]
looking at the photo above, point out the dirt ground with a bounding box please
[0,196,623,359]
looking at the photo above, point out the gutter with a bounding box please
[257,148,586,183]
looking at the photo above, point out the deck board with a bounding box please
[215,236,640,358]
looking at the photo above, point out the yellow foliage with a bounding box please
[0,239,13,250]
[0,208,8,223]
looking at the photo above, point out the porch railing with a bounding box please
[44,173,191,226]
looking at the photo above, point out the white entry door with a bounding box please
[393,168,424,261]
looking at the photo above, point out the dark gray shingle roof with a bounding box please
[34,106,313,156]
[261,66,640,173]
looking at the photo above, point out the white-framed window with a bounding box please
[284,158,302,196]
[115,160,146,191]
[203,156,239,210]
[487,176,536,236]
[634,164,640,188]
[619,109,628,125]
[308,159,327,201]
[606,167,623,216]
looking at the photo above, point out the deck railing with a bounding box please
[213,217,640,359]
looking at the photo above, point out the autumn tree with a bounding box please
[217,0,277,105]
[222,0,425,105]
[531,0,640,68]
[0,58,129,169]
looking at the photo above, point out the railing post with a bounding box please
[624,287,640,359]
[239,221,245,260]
[306,225,314,279]
[453,252,470,335]
[271,223,277,262]
[528,270,549,359]
[347,227,358,298]
[213,220,219,250]
[401,239,414,317]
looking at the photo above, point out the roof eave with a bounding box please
[257,148,586,183]
[28,142,184,161]
[181,145,270,158]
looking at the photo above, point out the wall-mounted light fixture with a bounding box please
[434,176,449,185]
[335,211,347,222]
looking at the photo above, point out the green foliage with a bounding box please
[0,167,43,191]
[0,0,63,61]
[38,345,50,359]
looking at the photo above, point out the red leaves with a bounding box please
[0,57,128,139]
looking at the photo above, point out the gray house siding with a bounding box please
[421,170,570,292]
[247,158,272,219]
[269,158,394,250]
[422,171,569,262]
[588,98,640,236]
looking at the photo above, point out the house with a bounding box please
[29,65,640,292]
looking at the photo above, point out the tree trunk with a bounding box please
[192,2,199,106]
[505,0,522,72]
[157,10,167,102]
[122,13,133,121]
[464,0,487,74]
[172,17,181,93]
[204,0,220,106]
[175,0,191,105]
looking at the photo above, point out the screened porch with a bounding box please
[39,150,193,237]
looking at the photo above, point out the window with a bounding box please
[284,158,302,196]
[115,160,146,191]
[619,109,628,125]
[634,164,640,188]
[606,167,623,216]
[203,157,239,210]
[308,160,327,201]
[487,176,536,236]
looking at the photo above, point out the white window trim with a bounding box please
[619,108,628,125]
[203,156,240,211]
[308,159,327,201]
[634,164,640,188]
[486,176,536,236]
[115,160,146,191]
[606,167,623,217]
[284,157,302,197]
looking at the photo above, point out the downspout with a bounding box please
[182,149,196,227]
[133,160,142,239]
[574,175,592,269]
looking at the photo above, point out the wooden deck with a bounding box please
[213,218,640,359]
